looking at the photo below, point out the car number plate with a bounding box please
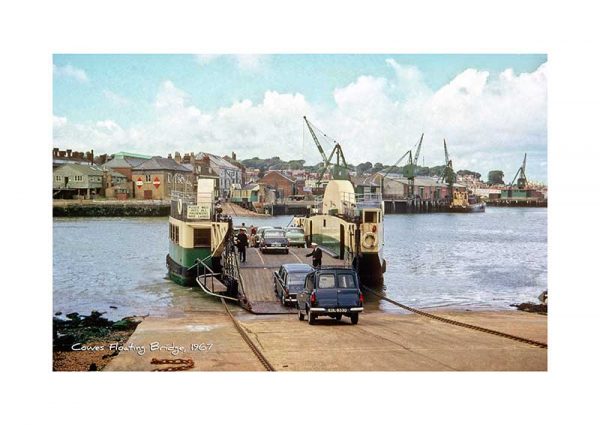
[327,308,348,313]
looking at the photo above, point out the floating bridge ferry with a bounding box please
[294,179,386,287]
[166,178,231,286]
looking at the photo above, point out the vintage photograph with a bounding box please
[52,53,548,372]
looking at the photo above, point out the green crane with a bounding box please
[438,138,455,197]
[509,153,528,189]
[303,116,350,185]
[405,133,424,198]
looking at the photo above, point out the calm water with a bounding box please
[53,208,546,319]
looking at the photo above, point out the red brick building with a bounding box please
[257,171,297,199]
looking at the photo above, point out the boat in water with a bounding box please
[293,179,386,286]
[166,178,231,286]
[447,191,486,213]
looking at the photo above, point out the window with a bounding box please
[323,219,327,228]
[55,175,61,181]
[318,274,336,289]
[364,211,378,223]
[305,274,315,290]
[170,224,180,244]
[338,274,357,288]
[145,174,152,182]
[193,228,211,247]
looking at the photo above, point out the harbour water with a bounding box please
[53,208,546,319]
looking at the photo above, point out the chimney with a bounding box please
[90,149,94,165]
[66,149,72,158]
[53,148,59,157]
[174,152,182,164]
[232,151,236,161]
[59,150,66,158]
[168,153,172,159]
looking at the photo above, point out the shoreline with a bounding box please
[53,200,264,217]
[53,311,142,371]
[52,303,547,372]
[103,307,547,371]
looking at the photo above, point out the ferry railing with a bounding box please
[192,255,238,302]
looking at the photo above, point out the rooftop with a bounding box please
[132,156,191,172]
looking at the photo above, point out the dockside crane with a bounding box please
[509,153,528,189]
[438,138,455,197]
[379,149,412,197]
[406,133,424,198]
[303,116,350,185]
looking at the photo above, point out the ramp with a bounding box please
[237,247,345,314]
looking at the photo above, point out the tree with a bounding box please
[356,162,373,175]
[487,170,505,185]
[457,169,482,180]
[372,162,384,173]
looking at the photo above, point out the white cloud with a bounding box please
[53,60,547,180]
[103,90,130,106]
[195,54,269,72]
[53,64,89,83]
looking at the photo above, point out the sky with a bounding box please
[53,54,547,182]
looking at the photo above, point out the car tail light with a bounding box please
[359,293,364,304]
[310,291,316,304]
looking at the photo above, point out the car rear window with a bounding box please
[338,274,357,288]
[288,273,307,285]
[318,274,336,289]
[265,231,285,238]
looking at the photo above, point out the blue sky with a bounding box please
[53,54,547,182]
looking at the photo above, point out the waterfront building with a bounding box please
[230,182,261,209]
[257,170,297,200]
[53,163,127,199]
[131,156,192,200]
[197,153,243,199]
[369,174,459,201]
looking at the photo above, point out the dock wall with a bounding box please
[53,202,170,217]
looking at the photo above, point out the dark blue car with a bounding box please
[297,267,364,325]
[273,263,314,306]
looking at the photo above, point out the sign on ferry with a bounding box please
[187,203,211,219]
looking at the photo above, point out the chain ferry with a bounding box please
[166,178,231,286]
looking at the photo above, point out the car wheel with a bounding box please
[308,310,316,325]
[298,310,304,321]
[350,313,359,325]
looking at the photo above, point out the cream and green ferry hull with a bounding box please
[297,211,385,286]
[166,215,229,287]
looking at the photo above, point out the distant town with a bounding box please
[52,147,547,212]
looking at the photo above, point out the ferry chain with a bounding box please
[363,287,548,349]
[150,358,195,372]
[221,298,276,371]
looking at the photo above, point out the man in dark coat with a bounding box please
[237,228,249,263]
[305,242,322,267]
